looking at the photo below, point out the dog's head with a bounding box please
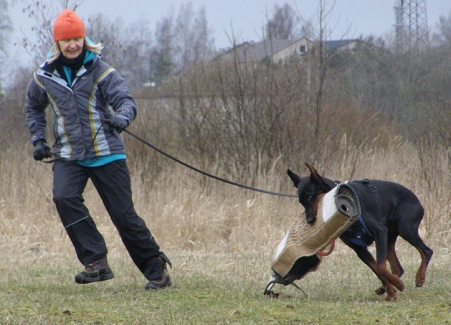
[287,163,337,224]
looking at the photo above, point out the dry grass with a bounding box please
[1,136,450,323]
[1,136,450,262]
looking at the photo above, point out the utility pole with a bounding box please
[394,0,429,52]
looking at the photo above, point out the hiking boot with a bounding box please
[145,253,172,290]
[74,256,114,284]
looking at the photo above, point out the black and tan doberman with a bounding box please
[287,163,433,301]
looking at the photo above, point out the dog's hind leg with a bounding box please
[396,206,433,287]
[414,245,433,287]
[398,228,433,287]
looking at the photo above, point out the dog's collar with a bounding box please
[343,216,374,247]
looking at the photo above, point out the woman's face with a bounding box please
[58,38,84,59]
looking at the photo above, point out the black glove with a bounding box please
[109,116,128,133]
[33,140,52,161]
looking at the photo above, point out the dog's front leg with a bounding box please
[384,283,398,301]
[340,238,390,297]
[373,227,405,292]
[387,233,404,278]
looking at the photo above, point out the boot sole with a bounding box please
[74,272,114,284]
[145,278,172,290]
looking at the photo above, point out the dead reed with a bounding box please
[1,136,449,260]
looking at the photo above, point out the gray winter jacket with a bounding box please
[26,53,136,160]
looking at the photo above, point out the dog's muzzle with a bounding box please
[264,182,361,297]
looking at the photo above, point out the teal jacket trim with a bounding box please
[77,154,126,167]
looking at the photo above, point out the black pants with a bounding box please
[53,159,164,281]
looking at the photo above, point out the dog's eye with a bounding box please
[303,195,312,201]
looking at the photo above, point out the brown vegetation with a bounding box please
[1,47,450,258]
[1,2,450,301]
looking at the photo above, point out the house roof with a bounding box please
[215,37,360,62]
[324,39,359,50]
[217,38,299,62]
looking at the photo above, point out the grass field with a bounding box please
[1,144,450,324]
[1,243,450,324]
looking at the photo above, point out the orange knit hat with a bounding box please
[53,9,86,41]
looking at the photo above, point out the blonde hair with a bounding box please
[47,39,104,63]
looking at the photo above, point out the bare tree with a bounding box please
[174,3,213,70]
[300,20,315,39]
[121,20,153,89]
[85,13,153,89]
[266,3,296,40]
[0,0,12,54]
[18,0,83,63]
[149,4,213,83]
[431,11,451,48]
[0,0,12,88]
[309,0,336,163]
[149,15,175,83]
[174,3,195,70]
[189,6,214,64]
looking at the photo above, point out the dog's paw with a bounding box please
[384,284,398,301]
[397,281,405,292]
[385,292,398,301]
[416,272,426,287]
[375,286,386,295]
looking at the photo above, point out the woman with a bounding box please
[25,9,171,290]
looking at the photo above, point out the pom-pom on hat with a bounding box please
[53,9,86,42]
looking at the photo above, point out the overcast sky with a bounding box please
[7,0,451,67]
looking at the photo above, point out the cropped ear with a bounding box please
[305,162,327,187]
[287,169,301,187]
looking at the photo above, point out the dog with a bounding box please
[287,163,433,301]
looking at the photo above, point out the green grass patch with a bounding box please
[1,247,450,324]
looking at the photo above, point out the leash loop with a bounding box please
[41,151,63,164]
[41,122,105,164]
